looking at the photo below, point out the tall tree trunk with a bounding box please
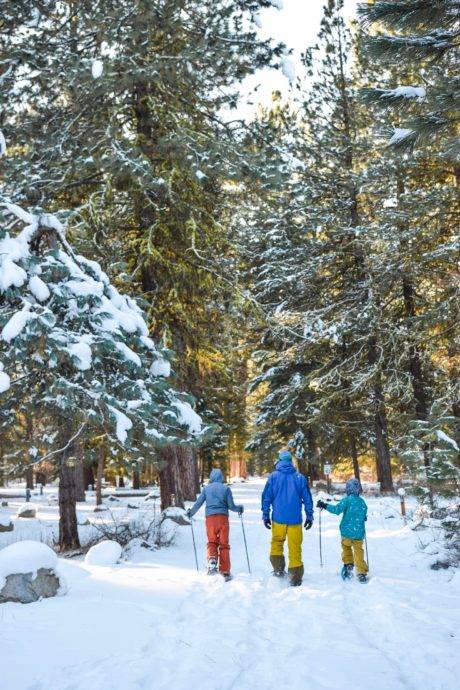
[304,428,319,480]
[350,434,360,481]
[159,446,184,511]
[118,475,125,488]
[0,439,4,486]
[58,423,80,551]
[74,463,85,502]
[368,338,394,492]
[84,463,95,490]
[178,446,199,501]
[96,444,105,506]
[74,444,86,502]
[25,466,34,490]
[132,467,140,490]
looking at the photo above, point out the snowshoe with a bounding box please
[222,573,233,582]
[207,558,218,575]
[272,570,286,578]
[357,573,369,584]
[341,564,354,581]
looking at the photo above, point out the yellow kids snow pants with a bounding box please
[341,538,368,574]
[270,521,303,581]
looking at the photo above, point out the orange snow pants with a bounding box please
[206,514,230,574]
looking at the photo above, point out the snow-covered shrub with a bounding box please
[85,540,122,566]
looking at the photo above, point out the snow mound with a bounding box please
[159,518,177,543]
[85,540,122,566]
[0,513,13,526]
[16,503,37,518]
[0,540,57,589]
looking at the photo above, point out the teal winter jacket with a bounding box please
[326,494,367,540]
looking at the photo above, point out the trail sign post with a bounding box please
[398,487,406,520]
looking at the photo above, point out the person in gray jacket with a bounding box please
[186,468,243,578]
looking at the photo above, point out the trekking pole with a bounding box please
[190,517,199,572]
[364,530,370,570]
[239,513,251,574]
[319,508,323,568]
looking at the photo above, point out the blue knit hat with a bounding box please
[346,478,361,496]
[278,450,292,462]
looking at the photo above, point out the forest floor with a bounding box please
[2,478,459,690]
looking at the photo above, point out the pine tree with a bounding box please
[244,1,397,488]
[0,202,203,549]
[0,1,283,501]
[358,0,459,159]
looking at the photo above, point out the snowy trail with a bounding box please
[2,479,459,690]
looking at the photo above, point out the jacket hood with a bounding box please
[276,459,296,474]
[346,478,361,496]
[209,468,224,483]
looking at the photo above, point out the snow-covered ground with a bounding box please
[2,478,459,690]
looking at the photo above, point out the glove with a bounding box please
[237,506,244,515]
[186,508,192,518]
[304,519,313,530]
[316,500,327,510]
[263,517,271,529]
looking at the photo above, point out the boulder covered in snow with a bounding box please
[85,540,122,566]
[0,541,63,604]
[144,489,160,501]
[16,503,37,519]
[76,512,90,526]
[0,513,13,532]
[93,503,109,512]
[162,506,189,526]
[159,518,177,544]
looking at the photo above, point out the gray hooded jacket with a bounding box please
[188,469,242,517]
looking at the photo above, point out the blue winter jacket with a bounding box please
[326,495,367,540]
[189,469,242,517]
[261,459,314,525]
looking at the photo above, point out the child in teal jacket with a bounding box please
[317,478,369,582]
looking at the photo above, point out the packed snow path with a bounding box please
[2,479,459,690]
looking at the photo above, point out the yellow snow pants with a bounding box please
[341,537,368,574]
[270,521,303,569]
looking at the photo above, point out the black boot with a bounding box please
[341,564,354,580]
[357,573,369,583]
[270,554,286,577]
[288,565,304,587]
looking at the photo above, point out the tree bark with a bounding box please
[118,475,125,488]
[0,439,4,486]
[132,467,140,490]
[58,423,80,551]
[25,466,34,490]
[349,433,360,481]
[96,444,105,506]
[74,445,86,502]
[83,463,95,490]
[178,446,199,501]
[159,446,185,511]
[368,338,394,492]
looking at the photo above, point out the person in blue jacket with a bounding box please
[261,449,314,586]
[317,477,369,582]
[187,468,243,579]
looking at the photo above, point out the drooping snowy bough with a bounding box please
[0,203,205,550]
